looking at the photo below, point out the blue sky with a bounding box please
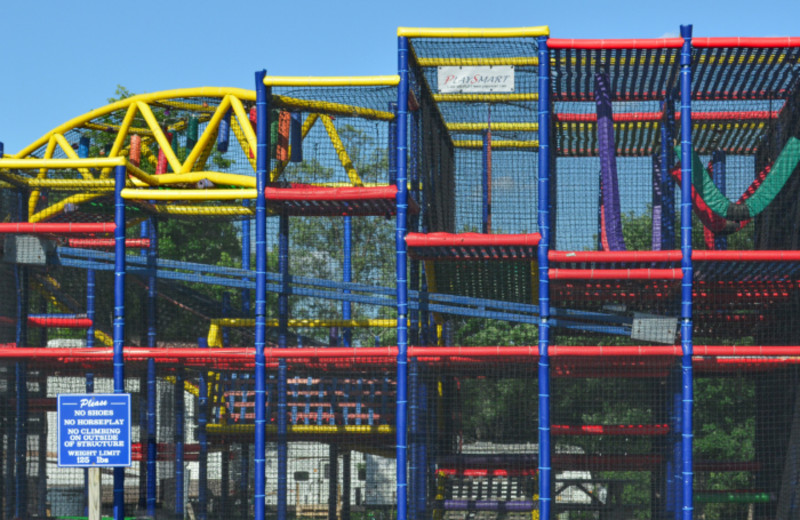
[2,0,800,154]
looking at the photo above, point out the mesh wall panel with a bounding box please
[422,356,538,520]
[550,355,676,519]
[0,353,401,519]
[408,36,539,235]
[550,46,681,252]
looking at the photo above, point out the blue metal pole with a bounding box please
[86,268,96,351]
[537,34,552,520]
[254,69,271,520]
[343,216,352,347]
[146,357,157,516]
[198,337,209,520]
[175,367,185,516]
[277,211,289,520]
[712,151,727,250]
[86,210,97,512]
[409,358,418,520]
[219,292,231,513]
[397,34,410,520]
[113,163,126,520]
[14,358,27,519]
[145,218,158,517]
[14,241,28,518]
[679,24,694,520]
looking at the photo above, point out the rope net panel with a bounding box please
[0,353,400,519]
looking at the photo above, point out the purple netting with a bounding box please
[595,71,626,251]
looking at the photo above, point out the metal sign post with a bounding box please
[57,394,132,518]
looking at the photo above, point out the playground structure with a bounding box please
[3,23,800,520]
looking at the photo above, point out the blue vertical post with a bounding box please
[397,34,410,520]
[277,211,289,520]
[83,139,97,513]
[254,69,270,520]
[175,367,185,516]
[4,209,13,517]
[146,357,157,516]
[145,217,158,516]
[198,338,209,520]
[113,163,127,520]
[661,95,677,251]
[86,268,96,349]
[14,239,28,519]
[409,359,418,520]
[84,136,96,357]
[679,24,694,520]
[343,216,352,347]
[712,151,727,250]
[220,293,231,513]
[537,34,552,520]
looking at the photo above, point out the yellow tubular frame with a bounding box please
[320,115,362,186]
[453,139,539,149]
[433,93,538,103]
[447,122,539,132]
[416,57,538,67]
[271,95,395,122]
[121,188,257,201]
[263,76,400,87]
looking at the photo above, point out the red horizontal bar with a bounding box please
[406,232,541,248]
[437,468,538,477]
[550,250,682,262]
[0,222,115,233]
[0,346,798,364]
[550,268,682,280]
[549,345,681,356]
[132,442,200,455]
[27,316,92,328]
[694,345,800,356]
[693,250,800,261]
[265,185,398,202]
[552,424,669,436]
[548,38,683,49]
[693,37,800,48]
[549,249,800,263]
[557,111,778,123]
[67,238,151,248]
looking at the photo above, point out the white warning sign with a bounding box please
[437,66,515,93]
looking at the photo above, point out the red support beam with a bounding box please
[0,222,115,233]
[437,468,538,477]
[549,268,682,280]
[406,232,541,248]
[693,37,800,48]
[548,38,683,49]
[27,316,92,328]
[552,424,670,436]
